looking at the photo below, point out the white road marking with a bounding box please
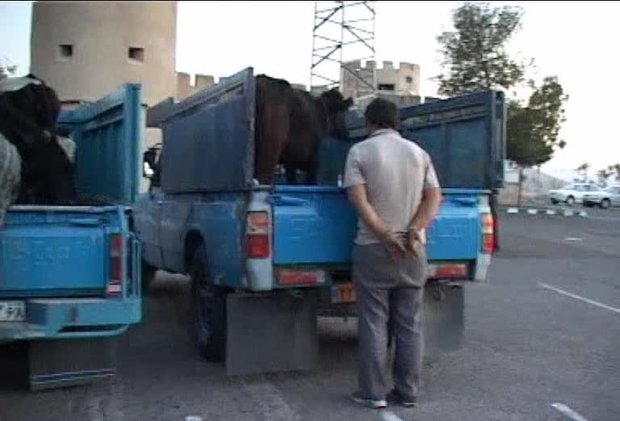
[381,411,405,421]
[241,378,301,421]
[546,210,557,215]
[527,209,538,215]
[551,403,590,421]
[564,237,583,241]
[185,417,203,421]
[539,283,620,315]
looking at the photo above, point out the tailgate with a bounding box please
[272,186,357,265]
[0,207,119,297]
[271,186,483,265]
[427,189,482,261]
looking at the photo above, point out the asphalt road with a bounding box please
[1,210,619,421]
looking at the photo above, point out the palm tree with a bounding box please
[576,162,590,182]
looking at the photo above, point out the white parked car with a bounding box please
[548,182,612,208]
[604,185,620,207]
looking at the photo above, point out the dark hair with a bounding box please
[364,98,399,130]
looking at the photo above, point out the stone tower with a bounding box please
[30,1,178,107]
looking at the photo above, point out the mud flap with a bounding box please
[226,290,319,376]
[28,338,117,391]
[422,282,464,352]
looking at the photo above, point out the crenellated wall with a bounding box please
[340,60,421,99]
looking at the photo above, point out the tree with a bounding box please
[507,77,568,204]
[597,168,612,186]
[436,2,569,207]
[436,2,525,96]
[507,76,568,167]
[576,162,590,182]
[608,163,620,182]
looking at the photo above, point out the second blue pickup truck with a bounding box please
[0,84,144,390]
[134,67,505,375]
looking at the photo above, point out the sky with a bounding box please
[1,1,619,181]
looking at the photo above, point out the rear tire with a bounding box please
[566,196,575,206]
[600,198,611,209]
[550,198,559,205]
[190,244,227,362]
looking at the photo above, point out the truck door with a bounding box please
[134,190,165,269]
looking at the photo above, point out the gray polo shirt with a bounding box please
[343,128,441,245]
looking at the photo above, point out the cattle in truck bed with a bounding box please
[0,133,20,227]
[0,75,76,205]
[254,74,353,185]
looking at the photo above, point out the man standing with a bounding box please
[344,98,442,409]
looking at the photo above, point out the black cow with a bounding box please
[254,74,353,185]
[0,75,75,205]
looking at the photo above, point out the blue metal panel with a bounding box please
[343,90,506,190]
[272,186,358,265]
[57,84,144,204]
[426,192,481,260]
[161,96,253,193]
[155,68,256,193]
[272,186,481,265]
[0,207,123,297]
[188,193,248,289]
[0,298,141,340]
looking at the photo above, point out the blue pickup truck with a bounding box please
[0,84,143,390]
[135,67,505,376]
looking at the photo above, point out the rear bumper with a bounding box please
[0,298,141,341]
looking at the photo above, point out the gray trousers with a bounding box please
[352,243,426,400]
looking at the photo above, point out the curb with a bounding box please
[503,207,588,217]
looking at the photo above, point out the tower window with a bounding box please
[58,44,73,60]
[405,76,413,83]
[128,47,145,63]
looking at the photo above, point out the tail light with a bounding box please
[481,212,494,254]
[247,211,271,259]
[428,263,468,279]
[107,234,124,297]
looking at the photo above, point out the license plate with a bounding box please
[331,282,356,304]
[0,301,26,322]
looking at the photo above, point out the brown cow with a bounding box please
[254,74,352,185]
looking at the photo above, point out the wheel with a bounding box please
[550,198,559,205]
[190,244,227,362]
[566,196,575,206]
[600,198,611,209]
[141,260,156,294]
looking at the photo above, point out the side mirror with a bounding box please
[143,149,157,178]
[143,161,154,178]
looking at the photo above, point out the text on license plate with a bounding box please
[331,282,356,304]
[0,301,26,322]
